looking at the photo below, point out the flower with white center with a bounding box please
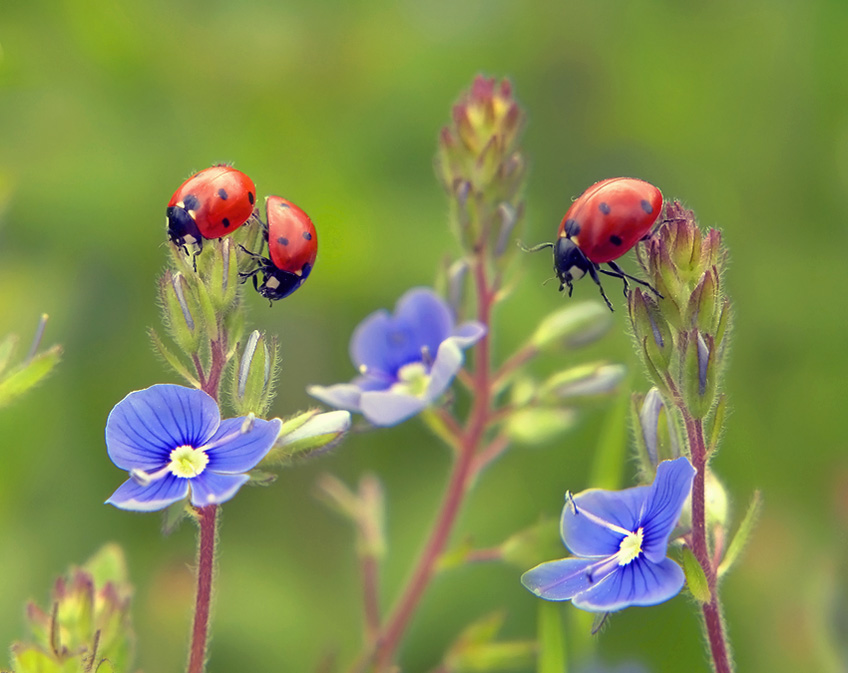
[105,384,281,511]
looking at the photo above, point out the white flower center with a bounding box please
[168,445,209,478]
[617,527,644,566]
[390,361,430,397]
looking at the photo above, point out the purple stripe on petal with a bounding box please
[562,486,649,558]
[106,385,220,470]
[189,472,250,507]
[359,390,426,427]
[106,474,189,512]
[642,457,695,562]
[571,557,685,612]
[205,417,281,473]
[521,557,609,601]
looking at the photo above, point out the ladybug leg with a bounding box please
[600,262,664,299]
[587,264,614,312]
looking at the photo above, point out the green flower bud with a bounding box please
[529,302,613,351]
[263,409,352,465]
[504,407,578,445]
[11,545,135,673]
[160,270,201,354]
[539,362,625,400]
[441,612,536,673]
[230,330,277,416]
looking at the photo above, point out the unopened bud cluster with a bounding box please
[436,76,526,258]
[629,202,731,421]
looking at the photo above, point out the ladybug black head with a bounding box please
[241,256,312,303]
[167,196,203,251]
[553,237,592,296]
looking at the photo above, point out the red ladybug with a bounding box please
[240,196,317,302]
[524,177,663,310]
[166,165,256,253]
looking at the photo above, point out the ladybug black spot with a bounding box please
[599,202,611,215]
[609,234,623,246]
[641,199,653,214]
[222,218,231,228]
[564,218,580,237]
[218,188,229,200]
[183,194,200,210]
[277,236,289,246]
[248,192,255,205]
[278,201,290,209]
[302,231,312,241]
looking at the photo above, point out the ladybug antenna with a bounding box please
[517,240,555,253]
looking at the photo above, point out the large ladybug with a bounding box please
[166,165,256,253]
[524,177,663,310]
[240,196,317,302]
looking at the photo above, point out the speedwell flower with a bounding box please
[521,457,695,612]
[307,287,486,426]
[105,384,281,511]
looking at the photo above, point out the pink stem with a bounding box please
[187,505,218,673]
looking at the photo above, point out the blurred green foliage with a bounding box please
[0,1,845,672]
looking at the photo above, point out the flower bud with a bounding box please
[230,330,277,416]
[11,544,135,673]
[262,409,352,465]
[632,388,681,472]
[539,362,625,400]
[160,270,201,354]
[529,302,613,351]
[441,612,535,673]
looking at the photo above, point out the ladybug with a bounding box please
[166,165,256,253]
[524,177,663,311]
[240,196,317,302]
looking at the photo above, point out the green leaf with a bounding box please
[537,601,567,673]
[0,345,62,408]
[148,328,200,387]
[0,333,17,375]
[718,490,762,578]
[504,407,577,445]
[681,546,711,603]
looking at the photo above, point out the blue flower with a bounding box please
[307,288,486,427]
[521,457,695,612]
[105,384,281,512]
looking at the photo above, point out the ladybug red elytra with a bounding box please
[166,165,256,253]
[240,196,317,302]
[523,177,663,311]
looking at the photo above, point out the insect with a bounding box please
[166,165,256,253]
[523,177,663,310]
[240,196,318,302]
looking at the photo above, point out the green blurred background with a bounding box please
[1,0,846,671]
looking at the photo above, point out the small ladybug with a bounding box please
[166,165,256,253]
[524,177,663,311]
[240,196,317,302]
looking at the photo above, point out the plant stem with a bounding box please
[187,504,218,673]
[371,256,494,672]
[684,414,733,673]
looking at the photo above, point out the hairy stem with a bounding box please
[187,504,218,673]
[684,415,732,673]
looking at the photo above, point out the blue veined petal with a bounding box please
[307,383,365,413]
[106,385,220,471]
[189,472,251,507]
[570,557,685,612]
[392,288,454,356]
[358,390,427,427]
[562,485,650,558]
[641,457,696,562]
[106,473,189,512]
[205,417,282,474]
[521,557,612,601]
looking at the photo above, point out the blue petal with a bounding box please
[205,417,282,474]
[570,557,685,612]
[349,289,453,376]
[450,320,487,347]
[641,457,695,562]
[359,390,427,426]
[106,474,190,512]
[563,485,650,558]
[189,472,251,507]
[521,557,610,601]
[307,383,364,413]
[106,385,220,471]
[424,338,464,401]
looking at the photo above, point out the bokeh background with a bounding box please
[1,1,846,671]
